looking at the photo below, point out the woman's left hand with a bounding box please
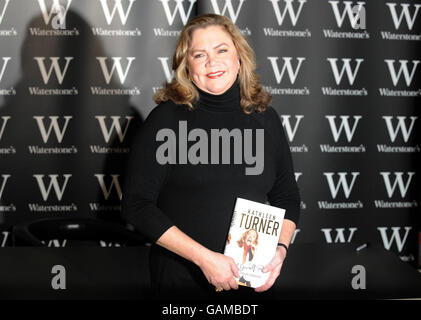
[254,246,287,292]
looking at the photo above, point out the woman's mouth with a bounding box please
[207,71,225,79]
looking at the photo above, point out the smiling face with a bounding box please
[187,25,240,95]
[245,229,257,246]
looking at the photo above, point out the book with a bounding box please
[223,197,285,288]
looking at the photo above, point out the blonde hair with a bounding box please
[153,14,271,113]
[237,229,259,248]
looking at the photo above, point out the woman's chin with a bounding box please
[205,84,230,95]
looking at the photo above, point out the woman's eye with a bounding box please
[194,54,204,59]
[218,49,227,53]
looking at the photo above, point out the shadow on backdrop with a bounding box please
[0,10,145,246]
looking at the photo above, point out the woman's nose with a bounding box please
[206,54,218,66]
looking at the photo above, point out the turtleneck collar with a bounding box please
[193,77,241,113]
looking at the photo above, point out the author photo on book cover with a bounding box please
[122,13,300,299]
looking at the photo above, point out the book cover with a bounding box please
[223,197,285,288]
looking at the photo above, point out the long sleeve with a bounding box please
[266,107,301,225]
[121,104,175,243]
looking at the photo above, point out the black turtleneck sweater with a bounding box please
[122,80,300,294]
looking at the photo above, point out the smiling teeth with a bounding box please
[209,72,223,76]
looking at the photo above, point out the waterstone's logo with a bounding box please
[30,174,77,213]
[263,0,311,38]
[208,0,251,35]
[321,227,358,244]
[153,57,174,94]
[89,174,122,212]
[31,57,78,96]
[374,172,417,209]
[377,226,412,254]
[380,59,420,97]
[381,3,421,41]
[0,174,14,213]
[319,172,363,210]
[0,57,15,96]
[93,0,142,37]
[90,115,133,154]
[324,1,369,39]
[377,116,419,153]
[1,231,10,247]
[264,57,309,96]
[34,0,79,36]
[0,116,15,155]
[154,0,196,36]
[320,115,366,153]
[323,58,367,96]
[0,116,15,157]
[281,115,308,153]
[29,116,78,155]
[0,0,17,36]
[92,57,140,96]
[294,172,306,210]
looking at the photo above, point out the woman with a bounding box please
[238,229,259,264]
[122,14,300,298]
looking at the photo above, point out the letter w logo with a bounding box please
[158,57,174,82]
[99,0,136,25]
[46,239,67,247]
[96,57,135,85]
[324,172,359,199]
[380,172,415,198]
[0,57,11,82]
[321,227,358,243]
[159,0,197,26]
[268,0,307,26]
[0,116,10,140]
[33,116,72,143]
[386,3,421,31]
[328,1,366,28]
[95,174,122,200]
[95,116,134,143]
[34,57,73,84]
[1,231,9,247]
[325,115,362,143]
[384,59,420,87]
[0,0,11,25]
[377,226,412,252]
[280,115,304,142]
[37,0,72,25]
[33,174,72,201]
[0,174,10,200]
[267,57,305,84]
[209,0,246,24]
[382,116,417,143]
[327,58,363,85]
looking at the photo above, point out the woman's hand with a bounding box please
[197,249,240,291]
[254,245,287,292]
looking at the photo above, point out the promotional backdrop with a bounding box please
[0,0,419,266]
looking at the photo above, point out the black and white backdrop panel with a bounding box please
[0,0,419,266]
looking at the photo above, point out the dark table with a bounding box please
[0,243,420,300]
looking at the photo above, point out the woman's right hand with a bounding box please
[197,249,240,291]
[155,226,240,291]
